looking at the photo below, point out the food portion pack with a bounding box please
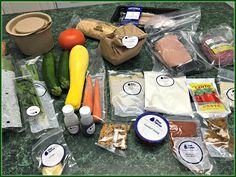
[187,78,230,118]
[201,117,234,159]
[108,70,145,120]
[95,123,131,156]
[196,24,234,66]
[144,71,192,116]
[32,128,78,175]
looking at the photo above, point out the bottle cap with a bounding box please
[79,106,91,118]
[62,105,74,116]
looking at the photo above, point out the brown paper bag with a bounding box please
[99,23,147,65]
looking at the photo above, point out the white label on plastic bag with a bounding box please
[156,75,175,87]
[125,11,141,20]
[137,114,168,142]
[34,82,47,97]
[42,144,65,167]
[122,36,138,49]
[226,88,234,101]
[26,106,40,116]
[178,141,203,164]
[123,81,142,95]
[87,124,95,135]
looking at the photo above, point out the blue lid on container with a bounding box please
[134,112,170,144]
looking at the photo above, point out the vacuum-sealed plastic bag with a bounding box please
[32,128,79,175]
[19,56,59,133]
[108,70,145,121]
[186,78,230,118]
[192,24,234,66]
[144,71,193,116]
[2,55,22,130]
[144,7,201,35]
[95,123,131,157]
[146,31,211,75]
[201,117,234,159]
[217,69,234,109]
[172,137,213,175]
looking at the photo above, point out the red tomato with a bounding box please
[58,28,85,49]
[194,95,202,103]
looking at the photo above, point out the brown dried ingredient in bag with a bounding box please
[203,118,233,154]
[98,123,130,150]
[42,163,63,175]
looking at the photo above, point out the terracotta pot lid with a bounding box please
[14,17,47,34]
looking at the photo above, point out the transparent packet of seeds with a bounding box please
[95,122,131,157]
[32,128,79,175]
[87,48,107,123]
[17,56,59,133]
[201,117,234,160]
[108,70,145,122]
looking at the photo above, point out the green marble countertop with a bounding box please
[2,2,234,176]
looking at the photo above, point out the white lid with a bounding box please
[62,105,74,116]
[79,106,91,118]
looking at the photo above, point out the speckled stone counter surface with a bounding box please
[2,2,234,175]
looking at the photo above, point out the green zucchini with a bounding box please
[43,52,62,96]
[58,50,70,89]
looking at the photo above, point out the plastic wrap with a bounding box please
[217,69,234,109]
[144,71,193,116]
[146,31,211,75]
[191,24,234,66]
[201,117,234,159]
[144,7,201,35]
[95,123,131,157]
[18,56,59,133]
[186,78,231,118]
[32,128,79,175]
[108,70,145,121]
[87,49,107,123]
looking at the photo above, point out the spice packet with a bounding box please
[32,128,79,175]
[201,117,234,159]
[172,137,213,175]
[2,55,22,131]
[144,71,193,116]
[108,70,145,121]
[95,123,131,157]
[186,78,230,118]
[217,69,234,109]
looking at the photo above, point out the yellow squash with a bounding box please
[65,45,89,110]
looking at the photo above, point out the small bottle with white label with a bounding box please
[79,106,95,137]
[62,105,80,135]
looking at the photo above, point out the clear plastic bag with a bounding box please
[217,69,234,109]
[186,78,231,118]
[144,71,193,116]
[172,137,213,175]
[146,31,211,75]
[108,70,145,121]
[86,49,107,123]
[190,24,234,66]
[95,122,131,157]
[18,56,59,133]
[144,7,201,35]
[2,55,22,131]
[32,128,79,175]
[201,117,234,159]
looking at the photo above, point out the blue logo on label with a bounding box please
[149,117,162,127]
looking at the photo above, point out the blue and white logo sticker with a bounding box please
[123,81,142,95]
[226,88,234,101]
[178,141,203,164]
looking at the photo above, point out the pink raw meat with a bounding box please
[155,35,192,67]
